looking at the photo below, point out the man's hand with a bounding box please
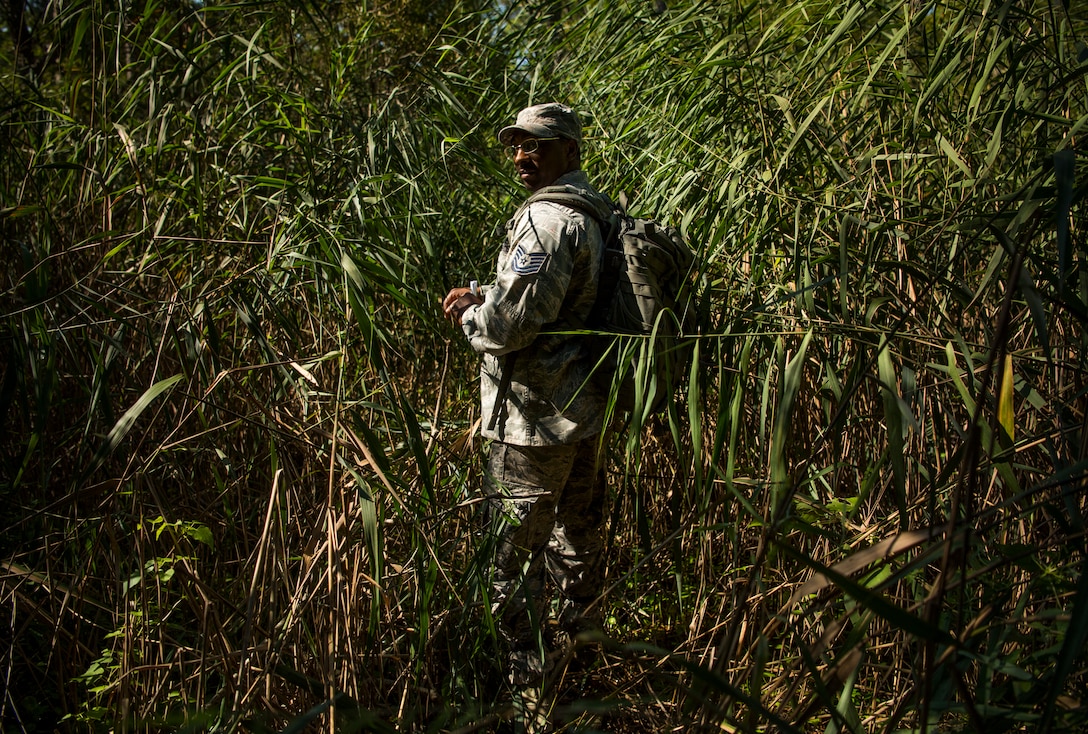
[442,287,484,327]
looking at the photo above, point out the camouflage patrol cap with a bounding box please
[498,103,582,145]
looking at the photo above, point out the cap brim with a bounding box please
[498,123,556,145]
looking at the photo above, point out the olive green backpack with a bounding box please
[531,187,697,416]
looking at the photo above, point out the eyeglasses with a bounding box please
[504,137,559,158]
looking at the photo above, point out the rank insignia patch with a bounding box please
[511,245,548,275]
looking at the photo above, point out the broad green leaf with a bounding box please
[86,374,184,478]
[878,338,908,526]
[998,353,1015,442]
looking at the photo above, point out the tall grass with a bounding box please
[1,0,1085,731]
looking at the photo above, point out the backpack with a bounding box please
[531,188,697,417]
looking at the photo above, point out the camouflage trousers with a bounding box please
[485,436,607,684]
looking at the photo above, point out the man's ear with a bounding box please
[566,139,580,165]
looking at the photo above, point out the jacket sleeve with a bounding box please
[461,203,579,356]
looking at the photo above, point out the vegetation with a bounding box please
[2,0,1085,731]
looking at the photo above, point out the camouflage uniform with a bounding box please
[485,439,606,684]
[461,169,613,446]
[460,168,612,684]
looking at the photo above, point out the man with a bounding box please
[443,103,613,687]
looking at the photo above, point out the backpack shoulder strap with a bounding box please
[487,352,517,433]
[527,185,619,230]
[529,189,601,221]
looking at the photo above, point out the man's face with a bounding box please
[508,132,577,191]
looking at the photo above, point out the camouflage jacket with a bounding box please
[461,170,614,446]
